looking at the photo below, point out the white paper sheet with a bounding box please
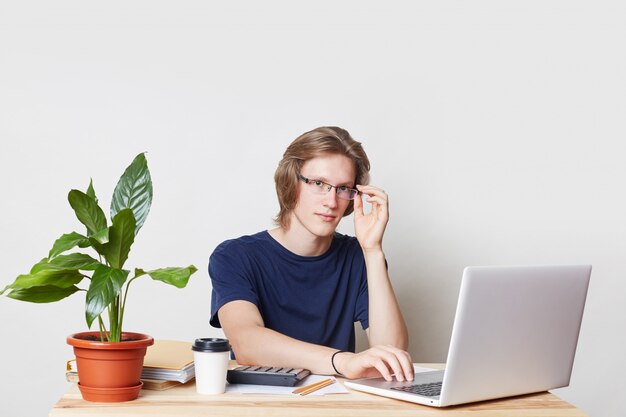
[413,365,439,374]
[225,375,348,396]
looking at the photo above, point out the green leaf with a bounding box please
[6,285,80,303]
[111,153,152,235]
[88,235,107,258]
[145,265,197,289]
[86,178,98,204]
[90,228,109,245]
[30,258,57,273]
[68,190,107,237]
[101,209,135,269]
[30,257,98,273]
[48,253,101,271]
[85,265,129,328]
[9,269,84,290]
[48,232,91,260]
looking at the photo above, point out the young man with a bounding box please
[209,126,413,382]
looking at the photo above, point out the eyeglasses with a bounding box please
[298,174,360,201]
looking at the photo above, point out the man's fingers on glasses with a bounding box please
[357,184,386,192]
[353,194,365,215]
[366,196,387,205]
[357,188,384,199]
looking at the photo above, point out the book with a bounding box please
[144,340,194,370]
[141,364,194,383]
[66,339,196,389]
[142,340,195,383]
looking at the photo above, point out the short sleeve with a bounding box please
[208,240,259,328]
[354,269,369,330]
[353,245,370,330]
[353,255,389,331]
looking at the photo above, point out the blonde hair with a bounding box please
[274,126,370,228]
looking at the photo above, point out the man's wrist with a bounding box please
[362,247,385,260]
[332,351,351,376]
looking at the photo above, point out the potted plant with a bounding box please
[1,153,197,402]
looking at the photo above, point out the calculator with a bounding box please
[226,366,311,387]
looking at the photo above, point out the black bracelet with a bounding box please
[331,350,347,376]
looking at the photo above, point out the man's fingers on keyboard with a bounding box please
[371,357,393,382]
[378,346,413,380]
[380,350,405,382]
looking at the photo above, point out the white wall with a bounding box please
[1,1,624,416]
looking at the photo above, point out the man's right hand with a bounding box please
[333,345,414,382]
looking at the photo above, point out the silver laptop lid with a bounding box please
[440,265,591,406]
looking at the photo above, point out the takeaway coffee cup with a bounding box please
[192,338,231,394]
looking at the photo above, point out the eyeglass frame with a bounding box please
[298,174,361,201]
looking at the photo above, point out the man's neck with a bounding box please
[268,226,334,257]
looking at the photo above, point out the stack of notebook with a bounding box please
[142,340,195,385]
[66,339,195,391]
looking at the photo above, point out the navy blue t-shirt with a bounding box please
[209,231,369,352]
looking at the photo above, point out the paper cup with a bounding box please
[192,338,231,394]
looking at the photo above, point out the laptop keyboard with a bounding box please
[391,381,442,397]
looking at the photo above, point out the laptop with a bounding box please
[344,265,591,407]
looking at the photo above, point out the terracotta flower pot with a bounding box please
[67,331,154,402]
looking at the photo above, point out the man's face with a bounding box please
[290,153,356,238]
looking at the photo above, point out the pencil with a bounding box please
[293,378,332,394]
[292,378,333,394]
[298,379,335,396]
